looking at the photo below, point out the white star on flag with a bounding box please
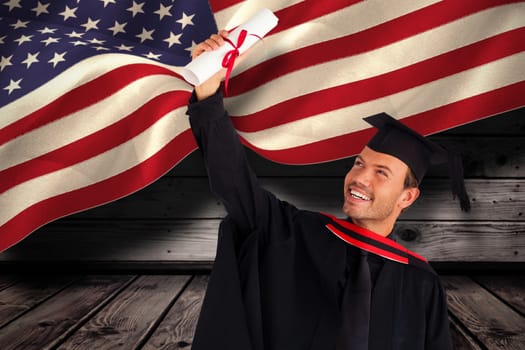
[155,4,172,20]
[66,31,84,38]
[4,78,22,94]
[144,51,161,60]
[41,37,60,46]
[81,18,100,31]
[10,19,29,29]
[164,32,182,48]
[136,27,155,43]
[176,12,194,29]
[38,27,57,34]
[59,5,78,21]
[21,52,39,68]
[14,34,32,46]
[115,43,133,51]
[108,21,127,36]
[0,54,13,71]
[3,0,22,12]
[48,51,66,68]
[70,40,87,46]
[127,1,145,18]
[31,1,50,16]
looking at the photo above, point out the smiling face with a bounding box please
[342,146,420,236]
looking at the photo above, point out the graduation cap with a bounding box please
[364,113,470,212]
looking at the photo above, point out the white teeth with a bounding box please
[350,189,371,201]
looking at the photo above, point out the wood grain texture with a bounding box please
[394,222,525,262]
[0,274,79,328]
[143,275,208,350]
[53,179,524,221]
[0,273,523,349]
[2,221,522,263]
[442,276,525,350]
[57,275,191,350]
[0,220,220,262]
[473,274,525,315]
[0,275,18,292]
[449,316,483,350]
[0,275,133,350]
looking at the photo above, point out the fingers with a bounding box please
[192,30,230,100]
[218,29,229,39]
[204,34,224,50]
[191,30,230,60]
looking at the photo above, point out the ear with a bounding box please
[399,187,420,210]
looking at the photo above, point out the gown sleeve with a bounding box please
[187,88,292,240]
[425,277,454,350]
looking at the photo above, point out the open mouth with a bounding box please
[349,189,371,201]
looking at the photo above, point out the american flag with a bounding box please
[0,0,216,251]
[1,0,524,252]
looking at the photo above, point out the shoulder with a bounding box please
[400,263,447,302]
[388,260,442,288]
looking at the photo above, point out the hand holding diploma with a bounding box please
[191,30,230,100]
[186,8,279,100]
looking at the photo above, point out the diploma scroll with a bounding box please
[180,8,279,86]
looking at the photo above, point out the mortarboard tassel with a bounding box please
[447,150,471,212]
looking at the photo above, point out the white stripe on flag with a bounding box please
[230,0,441,77]
[226,2,525,116]
[238,52,525,150]
[214,0,304,30]
[0,106,190,226]
[0,53,186,129]
[1,73,190,171]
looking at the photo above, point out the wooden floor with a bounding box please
[0,273,523,349]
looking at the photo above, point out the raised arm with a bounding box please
[192,30,229,102]
[187,31,287,236]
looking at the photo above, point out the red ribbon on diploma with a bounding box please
[222,29,261,96]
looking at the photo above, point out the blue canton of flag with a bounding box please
[0,0,217,105]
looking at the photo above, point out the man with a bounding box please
[187,31,468,350]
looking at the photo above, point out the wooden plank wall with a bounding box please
[1,108,524,271]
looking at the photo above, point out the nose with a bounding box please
[351,168,372,187]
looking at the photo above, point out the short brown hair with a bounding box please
[404,167,419,189]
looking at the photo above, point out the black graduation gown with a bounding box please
[187,90,453,350]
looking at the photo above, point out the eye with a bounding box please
[376,169,388,177]
[354,159,364,167]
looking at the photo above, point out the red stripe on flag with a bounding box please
[0,90,190,193]
[0,64,179,146]
[402,81,525,134]
[228,0,521,96]
[231,28,525,132]
[241,81,525,164]
[269,0,361,33]
[0,129,197,252]
[210,0,360,31]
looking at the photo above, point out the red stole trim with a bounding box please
[322,213,428,266]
